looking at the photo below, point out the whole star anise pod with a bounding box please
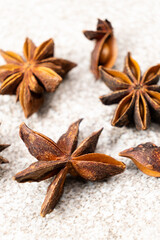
[119,142,160,177]
[13,119,125,217]
[99,52,160,130]
[0,38,77,117]
[83,19,117,79]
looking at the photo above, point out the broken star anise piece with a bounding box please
[13,119,125,217]
[0,38,77,117]
[83,19,117,79]
[119,142,160,177]
[0,145,9,164]
[0,126,10,164]
[99,52,160,130]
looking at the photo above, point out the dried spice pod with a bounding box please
[99,52,160,130]
[119,142,160,177]
[13,119,125,217]
[83,19,117,79]
[0,38,77,117]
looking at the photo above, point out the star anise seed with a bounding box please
[13,119,125,217]
[83,19,117,79]
[99,52,160,130]
[0,38,77,117]
[119,142,160,177]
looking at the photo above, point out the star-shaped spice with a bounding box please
[0,38,77,117]
[99,52,160,130]
[13,119,125,217]
[83,19,117,79]
[119,142,160,177]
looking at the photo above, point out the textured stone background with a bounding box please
[0,0,160,239]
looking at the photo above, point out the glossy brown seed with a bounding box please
[14,119,125,217]
[0,38,77,117]
[99,52,160,130]
[119,142,160,177]
[83,19,117,79]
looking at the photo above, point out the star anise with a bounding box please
[83,19,117,79]
[99,52,160,130]
[13,119,125,217]
[119,142,160,177]
[0,38,77,117]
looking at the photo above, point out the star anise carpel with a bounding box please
[119,142,160,177]
[0,38,77,117]
[83,19,117,79]
[99,52,160,130]
[13,119,125,217]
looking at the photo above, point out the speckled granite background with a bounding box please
[0,0,160,239]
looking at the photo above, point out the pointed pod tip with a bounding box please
[25,37,29,41]
[99,127,104,133]
[79,118,83,123]
[97,18,104,25]
[72,62,77,68]
[0,144,10,153]
[24,110,32,118]
[1,158,9,164]
[93,127,103,137]
[119,148,133,157]
[111,121,116,127]
[19,122,26,130]
[74,118,83,125]
[40,208,48,217]
[83,30,88,37]
[3,144,10,149]
[40,212,45,218]
[19,122,29,138]
[99,95,103,101]
[46,38,53,43]
[119,151,124,156]
[127,52,131,57]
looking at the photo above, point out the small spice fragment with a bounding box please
[83,19,117,79]
[0,127,10,164]
[99,52,160,130]
[119,142,160,177]
[13,119,125,217]
[0,38,77,117]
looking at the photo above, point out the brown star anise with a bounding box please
[13,119,125,217]
[0,38,77,117]
[119,142,160,177]
[83,19,117,79]
[99,52,160,130]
